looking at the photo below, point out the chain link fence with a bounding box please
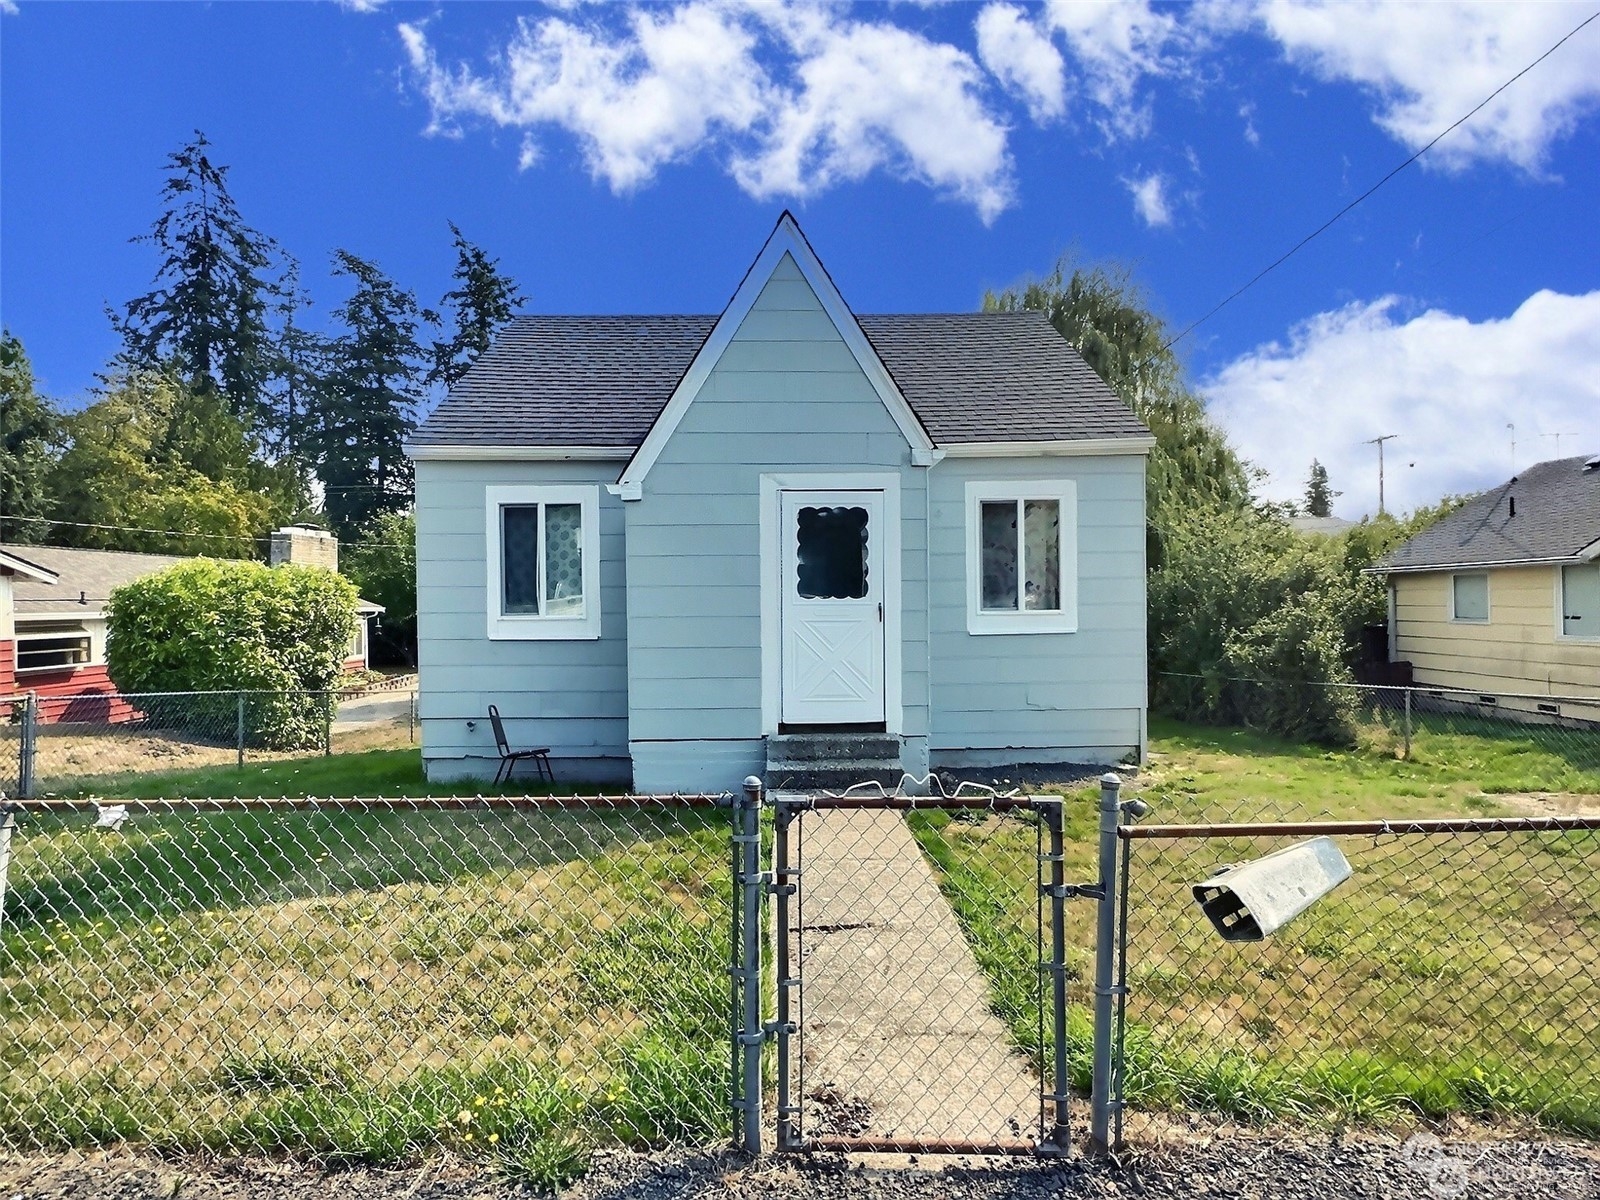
[1115,808,1600,1142]
[771,795,1085,1154]
[1,688,419,799]
[0,794,733,1185]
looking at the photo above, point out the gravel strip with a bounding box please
[3,1133,1597,1200]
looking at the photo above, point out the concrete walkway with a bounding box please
[792,804,1040,1146]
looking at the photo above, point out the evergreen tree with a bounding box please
[427,222,526,391]
[1304,460,1335,518]
[112,131,290,435]
[313,251,423,539]
[269,273,334,488]
[0,331,61,544]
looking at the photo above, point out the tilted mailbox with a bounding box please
[1192,836,1352,941]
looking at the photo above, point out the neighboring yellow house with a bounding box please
[1372,453,1600,720]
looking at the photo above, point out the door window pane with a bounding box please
[1023,499,1060,611]
[1452,573,1489,622]
[1563,564,1600,636]
[796,506,868,599]
[980,500,1019,611]
[544,503,585,616]
[501,505,540,614]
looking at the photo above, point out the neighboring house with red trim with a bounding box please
[0,530,383,720]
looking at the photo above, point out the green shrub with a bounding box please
[1150,505,1361,743]
[106,559,358,749]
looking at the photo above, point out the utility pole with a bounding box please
[1542,432,1579,457]
[1507,422,1516,474]
[1364,434,1398,515]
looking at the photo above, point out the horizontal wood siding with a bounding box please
[415,458,631,780]
[928,455,1147,759]
[626,252,929,786]
[1394,567,1600,701]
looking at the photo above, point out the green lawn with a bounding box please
[0,795,732,1188]
[910,715,1600,1139]
[77,747,566,800]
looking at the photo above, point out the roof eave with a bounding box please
[405,444,634,462]
[1365,553,1590,576]
[939,436,1156,458]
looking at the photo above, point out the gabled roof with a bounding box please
[0,547,58,585]
[8,544,189,615]
[408,213,1149,461]
[2,543,385,618]
[1376,454,1600,573]
[409,312,1149,452]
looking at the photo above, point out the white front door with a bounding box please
[780,490,886,725]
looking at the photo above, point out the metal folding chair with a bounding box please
[488,704,554,785]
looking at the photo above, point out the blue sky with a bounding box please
[3,0,1598,517]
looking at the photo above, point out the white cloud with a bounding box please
[1252,0,1600,172]
[1123,171,1172,226]
[1,1,20,15]
[1044,0,1184,139]
[975,3,1066,122]
[401,3,1013,221]
[1202,290,1600,518]
[336,0,388,12]
[1239,100,1260,146]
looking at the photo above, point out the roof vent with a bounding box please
[1586,454,1600,471]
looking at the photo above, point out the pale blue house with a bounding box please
[406,215,1153,792]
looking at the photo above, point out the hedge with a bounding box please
[106,559,359,750]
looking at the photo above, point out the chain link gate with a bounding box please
[763,788,1089,1157]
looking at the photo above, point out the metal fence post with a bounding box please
[773,798,799,1151]
[0,805,17,930]
[1090,772,1123,1154]
[1403,687,1413,760]
[734,775,764,1154]
[324,692,333,757]
[1042,798,1070,1153]
[18,694,37,800]
[409,690,417,744]
[236,692,246,768]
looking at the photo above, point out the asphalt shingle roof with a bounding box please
[410,311,1149,449]
[3,543,384,617]
[6,545,189,616]
[1378,454,1600,571]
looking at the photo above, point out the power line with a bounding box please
[1160,8,1600,356]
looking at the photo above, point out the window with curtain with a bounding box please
[485,485,601,639]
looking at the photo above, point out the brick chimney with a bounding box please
[269,526,339,572]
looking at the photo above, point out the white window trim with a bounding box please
[1448,570,1491,625]
[1556,562,1600,642]
[14,629,96,673]
[965,480,1078,636]
[485,484,602,641]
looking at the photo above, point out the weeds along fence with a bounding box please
[1,689,420,799]
[1114,809,1600,1141]
[1154,673,1600,780]
[0,793,735,1186]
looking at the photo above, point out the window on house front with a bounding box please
[1451,572,1490,622]
[1561,563,1600,638]
[485,485,601,639]
[966,481,1077,634]
[17,628,93,671]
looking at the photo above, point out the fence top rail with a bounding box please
[1121,815,1600,839]
[776,794,1056,813]
[1,793,736,815]
[1151,672,1600,709]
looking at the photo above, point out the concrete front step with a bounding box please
[766,732,902,762]
[763,758,907,793]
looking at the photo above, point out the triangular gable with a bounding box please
[0,548,58,585]
[613,213,935,498]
